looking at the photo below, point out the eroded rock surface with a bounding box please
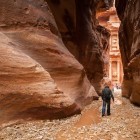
[116,0,140,105]
[0,0,98,122]
[0,32,76,121]
[47,0,112,94]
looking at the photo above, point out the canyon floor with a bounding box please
[0,89,139,140]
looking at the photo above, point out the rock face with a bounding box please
[116,0,140,105]
[94,25,110,93]
[0,32,74,121]
[47,0,112,94]
[0,0,98,122]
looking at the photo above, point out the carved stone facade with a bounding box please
[97,5,123,85]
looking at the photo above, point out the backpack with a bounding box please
[104,89,111,100]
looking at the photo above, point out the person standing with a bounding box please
[101,85,114,117]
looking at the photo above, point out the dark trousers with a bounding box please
[102,100,110,116]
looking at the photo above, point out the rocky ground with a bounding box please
[0,89,139,140]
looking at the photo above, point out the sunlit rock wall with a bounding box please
[116,0,140,105]
[0,0,98,122]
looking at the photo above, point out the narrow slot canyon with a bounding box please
[0,0,139,139]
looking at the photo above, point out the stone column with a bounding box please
[110,35,112,51]
[109,60,112,80]
[117,60,120,83]
[120,61,123,83]
[117,33,119,50]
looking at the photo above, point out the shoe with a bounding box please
[102,114,105,117]
[107,113,111,116]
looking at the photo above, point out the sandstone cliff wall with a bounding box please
[0,0,97,122]
[116,0,140,105]
[47,0,112,94]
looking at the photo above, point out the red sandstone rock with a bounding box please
[0,0,98,122]
[116,0,140,105]
[47,0,113,94]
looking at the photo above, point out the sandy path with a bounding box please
[0,89,140,140]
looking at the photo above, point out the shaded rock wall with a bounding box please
[0,0,97,122]
[75,0,104,95]
[94,25,110,93]
[116,0,140,105]
[47,0,112,94]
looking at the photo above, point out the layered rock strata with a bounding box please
[0,0,97,122]
[116,0,140,105]
[47,0,112,94]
